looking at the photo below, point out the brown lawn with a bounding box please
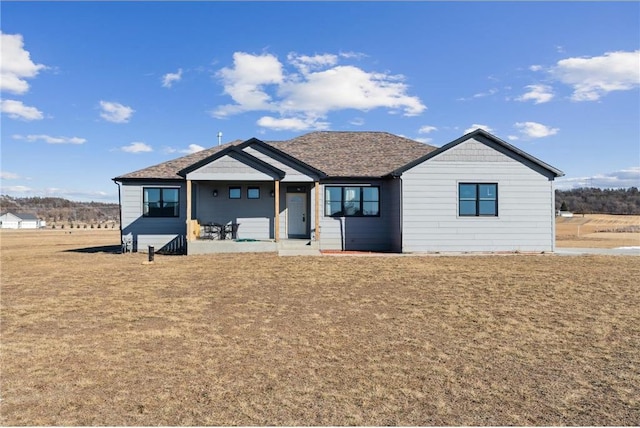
[1,230,639,426]
[556,214,640,248]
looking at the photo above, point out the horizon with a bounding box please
[1,1,639,203]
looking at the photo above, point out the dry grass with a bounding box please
[556,214,640,248]
[1,230,639,426]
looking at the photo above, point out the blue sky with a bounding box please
[1,1,639,202]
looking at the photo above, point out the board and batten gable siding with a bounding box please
[242,146,315,183]
[318,178,400,252]
[401,137,556,253]
[120,181,187,252]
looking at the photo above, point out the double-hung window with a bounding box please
[143,187,180,217]
[325,186,380,217]
[459,183,498,216]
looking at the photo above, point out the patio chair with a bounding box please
[122,233,133,253]
[224,223,240,240]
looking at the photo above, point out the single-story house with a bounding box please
[112,129,564,255]
[0,212,43,229]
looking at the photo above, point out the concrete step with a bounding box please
[278,239,321,256]
[278,248,321,257]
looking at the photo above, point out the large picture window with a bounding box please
[459,183,498,216]
[143,187,180,217]
[325,186,379,217]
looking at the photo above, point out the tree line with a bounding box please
[0,195,120,226]
[555,187,640,215]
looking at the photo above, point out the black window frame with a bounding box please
[143,187,180,218]
[229,186,241,199]
[247,186,260,199]
[324,186,380,217]
[458,183,498,217]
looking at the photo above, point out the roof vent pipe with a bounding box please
[217,131,223,146]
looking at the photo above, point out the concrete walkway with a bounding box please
[554,247,640,256]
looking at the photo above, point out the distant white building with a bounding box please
[557,210,574,218]
[0,212,44,229]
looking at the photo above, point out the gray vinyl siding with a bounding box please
[194,181,275,240]
[186,155,277,181]
[120,181,187,252]
[319,179,398,252]
[402,138,555,253]
[242,146,315,182]
[389,177,403,252]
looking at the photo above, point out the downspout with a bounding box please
[112,179,123,236]
[551,179,556,253]
[398,176,403,253]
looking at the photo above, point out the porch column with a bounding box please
[314,181,320,241]
[186,179,193,242]
[274,180,280,242]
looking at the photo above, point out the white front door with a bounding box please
[286,192,307,237]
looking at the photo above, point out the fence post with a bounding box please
[148,246,155,262]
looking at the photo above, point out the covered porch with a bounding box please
[178,142,324,255]
[184,179,321,254]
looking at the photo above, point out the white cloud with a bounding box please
[551,50,640,101]
[516,84,554,104]
[0,171,20,180]
[288,53,338,75]
[162,68,183,88]
[414,137,433,144]
[257,115,329,131]
[457,87,499,101]
[214,52,284,116]
[121,142,152,153]
[13,134,86,144]
[349,117,365,126]
[0,32,46,95]
[212,51,426,130]
[529,65,543,72]
[279,65,425,117]
[181,144,205,154]
[556,167,640,190]
[514,121,559,139]
[464,124,493,134]
[339,51,367,60]
[473,88,498,98]
[418,125,438,134]
[1,99,44,120]
[99,101,134,123]
[0,185,33,193]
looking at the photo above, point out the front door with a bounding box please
[286,192,307,237]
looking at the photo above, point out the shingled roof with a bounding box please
[269,131,437,177]
[113,131,437,181]
[113,140,244,180]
